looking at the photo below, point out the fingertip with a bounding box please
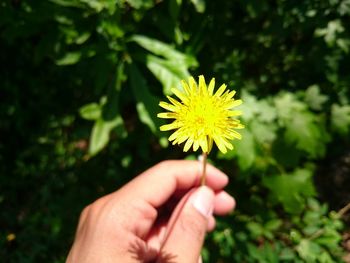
[205,164,229,189]
[214,191,236,215]
[207,215,216,232]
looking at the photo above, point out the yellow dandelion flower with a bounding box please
[157,75,244,154]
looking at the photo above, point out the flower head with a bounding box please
[157,75,244,154]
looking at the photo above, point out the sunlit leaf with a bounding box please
[131,35,197,67]
[55,51,81,65]
[304,85,328,111]
[331,103,350,134]
[262,169,316,214]
[79,103,101,120]
[128,64,164,134]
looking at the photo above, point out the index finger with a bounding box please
[120,160,229,208]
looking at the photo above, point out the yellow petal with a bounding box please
[207,137,213,153]
[193,140,200,151]
[167,96,182,107]
[227,110,242,116]
[183,138,194,152]
[213,136,227,154]
[226,99,242,109]
[172,89,188,104]
[208,78,215,95]
[159,101,176,112]
[189,77,197,92]
[157,112,177,119]
[200,137,208,153]
[160,122,179,131]
[225,90,236,100]
[198,75,207,96]
[215,84,227,97]
[181,80,191,95]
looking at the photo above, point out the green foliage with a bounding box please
[1,0,349,262]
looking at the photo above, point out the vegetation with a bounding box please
[1,0,350,262]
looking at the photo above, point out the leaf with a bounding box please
[239,90,260,122]
[274,92,329,158]
[125,0,154,9]
[168,0,182,20]
[49,0,84,8]
[304,85,328,111]
[231,128,256,170]
[284,111,323,157]
[274,92,305,121]
[79,103,101,120]
[128,64,164,134]
[262,169,316,214]
[331,103,350,134]
[250,121,277,144]
[264,219,282,231]
[296,239,322,262]
[247,222,264,238]
[190,0,206,13]
[55,51,81,65]
[131,35,197,67]
[89,63,126,156]
[89,118,119,156]
[257,100,277,122]
[146,55,190,94]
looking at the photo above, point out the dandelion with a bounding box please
[157,75,244,185]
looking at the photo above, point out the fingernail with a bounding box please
[190,186,214,218]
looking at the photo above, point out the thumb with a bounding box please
[160,186,214,263]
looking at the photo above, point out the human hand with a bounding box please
[66,160,235,263]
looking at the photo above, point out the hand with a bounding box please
[66,160,235,263]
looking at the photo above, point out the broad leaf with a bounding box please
[331,103,350,134]
[89,63,126,156]
[128,64,164,135]
[262,169,316,214]
[146,55,189,94]
[131,35,197,67]
[79,103,101,120]
[304,85,328,111]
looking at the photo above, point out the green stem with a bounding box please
[201,152,207,186]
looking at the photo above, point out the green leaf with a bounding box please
[190,0,206,13]
[284,111,324,157]
[274,92,305,121]
[239,90,260,122]
[296,239,322,262]
[168,0,182,20]
[89,118,119,156]
[130,35,197,67]
[262,169,316,214]
[89,63,126,156]
[146,55,190,94]
[250,121,277,144]
[275,92,329,157]
[79,103,101,120]
[256,100,277,123]
[128,64,164,134]
[331,103,350,134]
[231,128,256,170]
[304,85,328,111]
[55,51,81,65]
[49,0,84,8]
[125,0,154,9]
[264,219,282,231]
[247,221,264,238]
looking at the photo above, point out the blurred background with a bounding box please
[1,0,350,262]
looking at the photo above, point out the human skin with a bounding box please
[66,160,235,263]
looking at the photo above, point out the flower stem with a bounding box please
[201,152,207,186]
